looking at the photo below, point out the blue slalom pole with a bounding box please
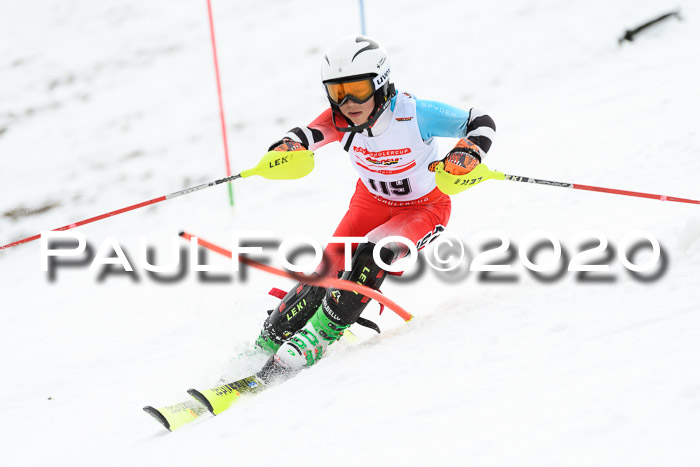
[359,0,367,35]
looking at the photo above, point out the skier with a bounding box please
[255,35,495,379]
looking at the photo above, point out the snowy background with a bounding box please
[2,0,700,465]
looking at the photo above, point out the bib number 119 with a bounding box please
[368,178,412,196]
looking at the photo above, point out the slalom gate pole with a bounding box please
[205,0,234,207]
[0,151,314,251]
[179,231,414,322]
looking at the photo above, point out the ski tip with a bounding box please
[143,406,171,431]
[187,389,215,415]
[178,231,185,237]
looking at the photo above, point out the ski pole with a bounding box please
[180,231,413,322]
[0,150,315,251]
[501,173,700,205]
[441,164,700,205]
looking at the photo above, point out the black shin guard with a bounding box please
[259,283,326,348]
[321,242,396,326]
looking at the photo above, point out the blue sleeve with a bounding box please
[415,99,470,141]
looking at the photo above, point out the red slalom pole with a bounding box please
[502,174,700,205]
[180,231,414,322]
[206,0,234,206]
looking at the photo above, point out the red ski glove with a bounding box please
[428,138,482,175]
[269,137,308,152]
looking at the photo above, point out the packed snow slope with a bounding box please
[2,0,700,466]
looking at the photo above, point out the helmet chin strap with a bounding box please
[332,84,396,133]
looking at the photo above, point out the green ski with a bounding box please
[143,399,207,432]
[187,374,266,415]
[143,355,293,431]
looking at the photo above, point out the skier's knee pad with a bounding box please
[321,242,396,326]
[259,283,326,348]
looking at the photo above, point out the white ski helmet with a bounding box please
[321,35,396,132]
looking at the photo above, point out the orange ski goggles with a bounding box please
[324,77,375,106]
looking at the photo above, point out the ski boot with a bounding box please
[275,242,396,370]
[255,282,326,354]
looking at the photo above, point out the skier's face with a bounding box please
[339,98,375,125]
